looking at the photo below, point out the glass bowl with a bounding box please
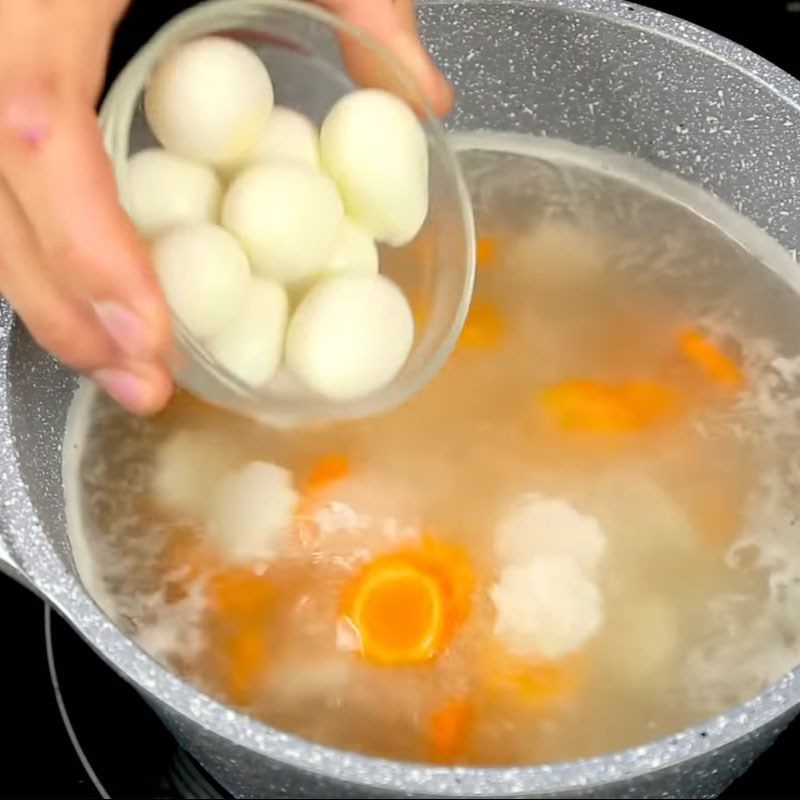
[100,0,475,425]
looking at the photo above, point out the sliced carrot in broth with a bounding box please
[341,539,475,666]
[348,558,444,665]
[541,381,638,432]
[305,454,350,495]
[428,696,474,762]
[541,379,679,433]
[160,533,273,707]
[458,301,504,351]
[208,567,273,619]
[678,329,744,389]
[416,536,475,628]
[476,236,499,269]
[223,622,269,705]
[621,380,681,425]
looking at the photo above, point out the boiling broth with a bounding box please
[64,135,800,765]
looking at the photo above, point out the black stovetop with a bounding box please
[6,2,800,797]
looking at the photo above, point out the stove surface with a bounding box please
[4,1,800,797]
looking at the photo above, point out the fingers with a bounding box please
[92,362,173,417]
[0,177,115,373]
[0,87,172,414]
[378,26,454,116]
[390,0,454,114]
[0,94,170,358]
[316,0,453,116]
[0,0,170,416]
[393,0,419,32]
[0,177,171,415]
[0,79,173,414]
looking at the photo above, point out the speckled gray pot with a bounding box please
[1,1,800,798]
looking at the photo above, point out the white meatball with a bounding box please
[207,461,299,562]
[152,430,240,518]
[222,163,343,283]
[145,36,273,166]
[126,149,222,238]
[325,218,379,276]
[151,223,250,338]
[501,221,608,290]
[241,106,319,168]
[491,554,604,660]
[285,274,414,401]
[320,89,429,246]
[207,277,289,386]
[495,495,607,576]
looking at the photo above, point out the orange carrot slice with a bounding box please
[541,379,679,433]
[305,454,350,495]
[678,329,744,389]
[621,380,681,426]
[458,301,504,351]
[224,623,268,704]
[208,567,273,619]
[476,236,498,269]
[348,558,444,664]
[542,380,637,432]
[341,540,475,666]
[416,536,475,629]
[428,696,474,762]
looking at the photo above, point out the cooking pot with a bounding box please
[2,1,800,797]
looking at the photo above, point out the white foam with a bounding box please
[63,381,208,663]
[62,380,116,617]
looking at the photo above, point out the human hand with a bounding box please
[0,0,173,414]
[313,0,454,116]
[0,0,450,416]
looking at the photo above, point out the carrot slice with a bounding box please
[458,301,504,350]
[208,567,273,619]
[416,537,475,628]
[541,379,679,433]
[621,380,681,426]
[341,540,475,666]
[224,623,268,704]
[428,696,474,762]
[348,558,444,664]
[476,236,498,269]
[678,329,744,389]
[305,454,350,495]
[542,380,637,432]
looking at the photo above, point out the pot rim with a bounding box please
[3,0,800,795]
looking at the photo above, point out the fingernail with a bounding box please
[92,301,152,359]
[92,369,152,414]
